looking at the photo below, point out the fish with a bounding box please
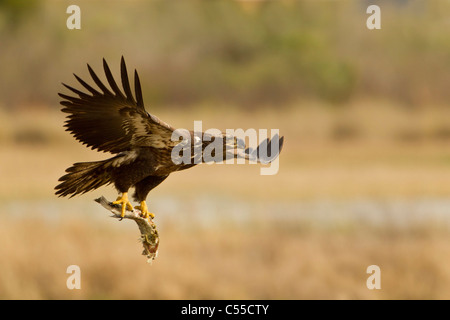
[95,196,159,263]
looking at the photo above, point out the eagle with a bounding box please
[55,57,284,219]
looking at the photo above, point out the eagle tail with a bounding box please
[55,160,112,198]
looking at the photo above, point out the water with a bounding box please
[4,196,450,230]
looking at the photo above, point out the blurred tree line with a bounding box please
[0,0,449,110]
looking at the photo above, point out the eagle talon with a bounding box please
[135,201,155,220]
[112,192,133,218]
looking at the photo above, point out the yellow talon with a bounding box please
[113,192,133,217]
[135,201,155,220]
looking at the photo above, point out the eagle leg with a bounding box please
[112,192,134,218]
[135,201,155,220]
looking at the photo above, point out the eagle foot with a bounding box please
[135,201,155,220]
[95,196,159,263]
[112,192,134,218]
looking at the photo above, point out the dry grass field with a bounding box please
[2,104,450,299]
[4,0,450,301]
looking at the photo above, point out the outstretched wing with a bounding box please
[59,56,174,154]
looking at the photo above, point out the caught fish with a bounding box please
[95,196,159,263]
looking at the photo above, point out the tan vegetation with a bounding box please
[2,216,450,300]
[1,104,450,299]
[2,0,450,300]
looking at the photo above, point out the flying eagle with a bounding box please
[55,57,284,219]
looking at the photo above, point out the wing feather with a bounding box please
[87,64,113,96]
[134,70,145,109]
[120,56,136,105]
[74,73,101,96]
[61,83,91,99]
[103,58,126,100]
[59,57,175,154]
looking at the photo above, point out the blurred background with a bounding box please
[2,0,450,299]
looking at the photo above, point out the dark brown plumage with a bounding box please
[55,57,284,219]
